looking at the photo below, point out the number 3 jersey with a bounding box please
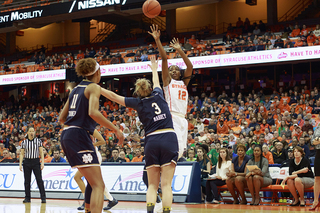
[65,80,97,135]
[163,79,188,115]
[125,87,174,135]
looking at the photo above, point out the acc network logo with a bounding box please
[31,169,79,190]
[69,0,127,13]
[110,171,188,193]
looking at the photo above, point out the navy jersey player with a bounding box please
[100,56,178,213]
[149,25,193,160]
[58,58,124,213]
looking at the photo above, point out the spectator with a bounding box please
[195,118,204,132]
[246,145,272,205]
[272,141,288,164]
[256,40,265,51]
[290,25,301,37]
[43,148,52,163]
[197,146,211,200]
[88,47,96,58]
[244,18,250,31]
[285,38,294,48]
[253,26,261,35]
[77,50,84,60]
[119,151,130,162]
[236,17,244,28]
[51,149,67,163]
[60,60,69,69]
[217,119,229,135]
[301,31,308,42]
[125,148,133,161]
[274,35,284,48]
[196,40,206,52]
[262,144,274,164]
[307,32,317,44]
[207,120,217,133]
[108,149,126,163]
[281,146,314,206]
[131,148,143,162]
[301,25,308,35]
[302,119,313,133]
[205,148,231,204]
[294,37,303,47]
[280,146,294,167]
[258,20,266,32]
[140,50,148,61]
[226,144,250,204]
[147,44,154,54]
[187,148,196,161]
[0,149,14,163]
[298,137,310,159]
[188,35,196,47]
[188,49,196,57]
[183,39,192,51]
[313,24,320,37]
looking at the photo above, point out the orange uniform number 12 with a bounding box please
[178,90,186,100]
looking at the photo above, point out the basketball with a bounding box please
[142,0,161,19]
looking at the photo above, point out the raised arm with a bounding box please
[170,38,193,86]
[148,24,170,87]
[100,88,125,107]
[148,56,160,89]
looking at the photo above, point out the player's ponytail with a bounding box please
[134,78,151,98]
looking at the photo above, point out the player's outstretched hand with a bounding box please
[115,129,125,146]
[170,37,181,50]
[148,24,160,40]
[148,55,158,71]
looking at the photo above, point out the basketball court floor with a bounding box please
[0,198,313,213]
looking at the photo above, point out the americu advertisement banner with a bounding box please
[99,45,320,77]
[0,164,192,194]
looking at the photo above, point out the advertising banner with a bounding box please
[0,163,192,195]
[100,46,320,77]
[0,69,65,85]
[0,0,129,25]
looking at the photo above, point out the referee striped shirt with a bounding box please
[21,137,42,159]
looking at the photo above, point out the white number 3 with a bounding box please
[152,103,161,115]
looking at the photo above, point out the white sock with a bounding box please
[104,186,113,201]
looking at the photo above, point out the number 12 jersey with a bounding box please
[163,79,188,115]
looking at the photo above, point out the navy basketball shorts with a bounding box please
[144,132,179,169]
[61,128,99,168]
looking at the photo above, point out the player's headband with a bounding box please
[85,62,100,76]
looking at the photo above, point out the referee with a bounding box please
[19,126,46,203]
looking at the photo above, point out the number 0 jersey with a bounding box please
[125,87,174,135]
[163,79,188,115]
[64,80,97,135]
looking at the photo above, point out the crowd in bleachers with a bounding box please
[2,19,320,74]
[0,83,318,165]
